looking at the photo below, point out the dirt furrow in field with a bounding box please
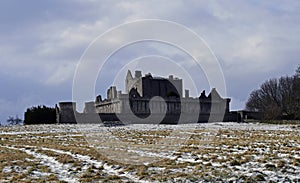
[23,145,148,183]
[2,146,79,183]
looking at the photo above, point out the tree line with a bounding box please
[246,65,300,120]
[24,105,56,125]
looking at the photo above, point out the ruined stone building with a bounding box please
[56,70,237,124]
[95,70,230,115]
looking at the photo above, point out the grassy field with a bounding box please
[0,122,299,182]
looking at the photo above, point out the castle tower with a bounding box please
[126,70,133,94]
[57,102,77,123]
[125,70,143,96]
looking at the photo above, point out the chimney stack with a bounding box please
[185,89,189,98]
[135,70,142,78]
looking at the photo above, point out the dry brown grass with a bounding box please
[1,124,299,182]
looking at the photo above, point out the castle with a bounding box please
[56,70,239,124]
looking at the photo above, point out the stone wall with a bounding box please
[96,99,121,113]
[95,96,230,115]
[57,110,240,124]
[84,101,96,113]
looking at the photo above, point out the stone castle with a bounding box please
[56,70,239,124]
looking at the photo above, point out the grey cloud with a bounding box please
[0,0,299,121]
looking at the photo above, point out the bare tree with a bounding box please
[246,78,282,119]
[246,89,261,112]
[293,65,300,118]
[7,115,23,125]
[296,64,300,78]
[279,76,295,118]
[246,65,300,120]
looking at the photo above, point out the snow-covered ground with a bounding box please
[0,122,299,182]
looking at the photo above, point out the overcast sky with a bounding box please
[0,0,300,124]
